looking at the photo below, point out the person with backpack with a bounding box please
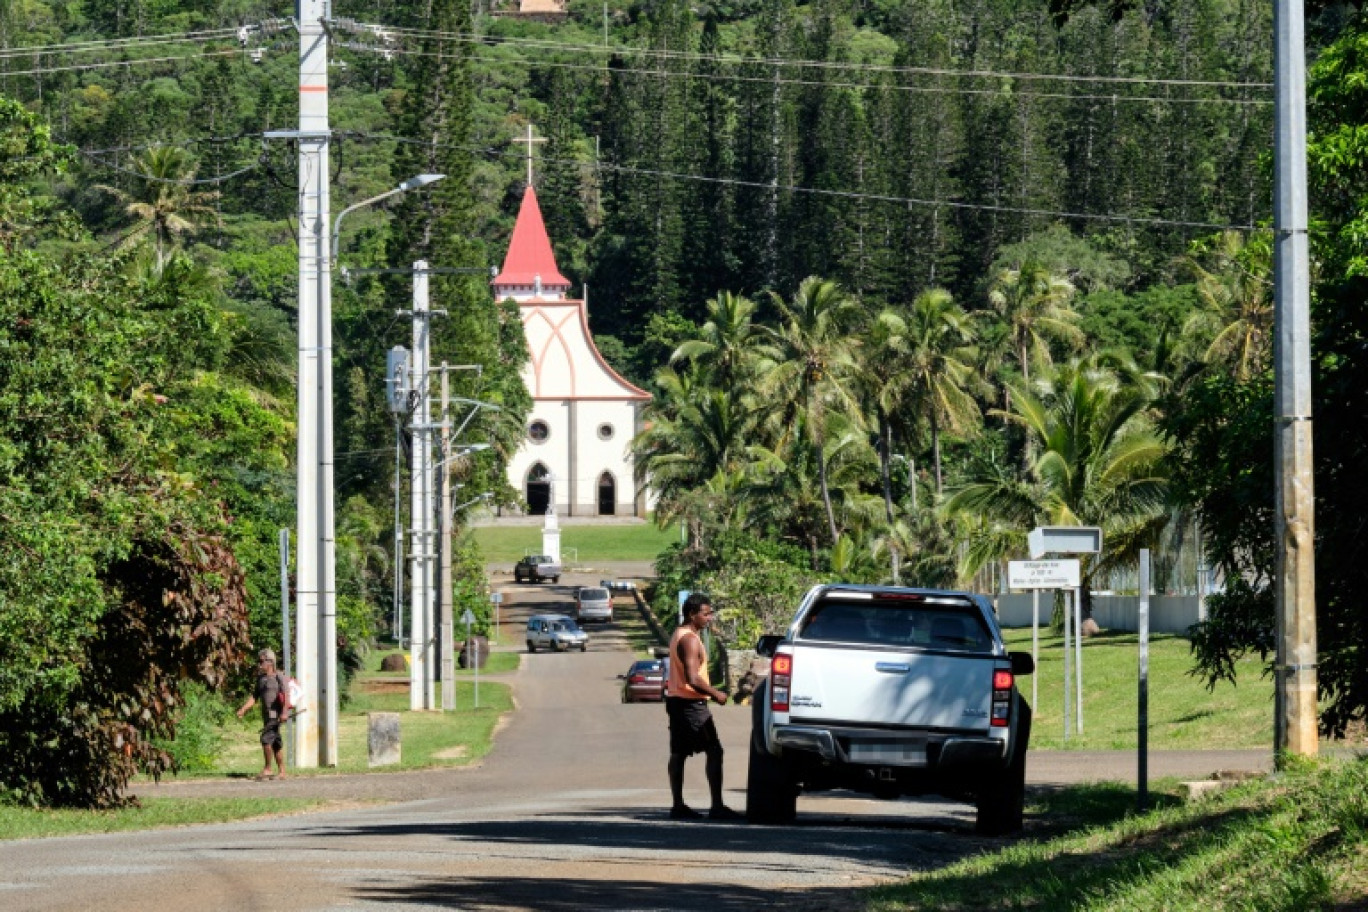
[235,648,290,780]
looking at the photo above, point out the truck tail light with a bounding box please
[991,668,1014,727]
[770,653,792,712]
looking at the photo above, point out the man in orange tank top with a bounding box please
[665,592,739,820]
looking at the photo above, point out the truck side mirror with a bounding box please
[1009,651,1035,676]
[755,634,783,657]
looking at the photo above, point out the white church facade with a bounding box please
[492,184,652,517]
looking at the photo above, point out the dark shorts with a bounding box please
[260,719,282,750]
[667,696,722,757]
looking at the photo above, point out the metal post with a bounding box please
[1074,585,1084,734]
[440,364,456,712]
[468,611,480,708]
[279,528,293,766]
[409,261,434,710]
[1138,549,1150,811]
[292,0,333,769]
[1031,590,1039,710]
[1062,589,1071,742]
[393,416,404,646]
[1273,0,1318,762]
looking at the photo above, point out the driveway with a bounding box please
[1,569,1273,911]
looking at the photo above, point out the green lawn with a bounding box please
[1004,627,1273,751]
[0,797,330,840]
[868,756,1368,912]
[471,520,681,563]
[205,680,513,778]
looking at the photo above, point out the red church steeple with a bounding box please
[491,186,571,296]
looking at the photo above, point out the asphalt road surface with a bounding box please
[0,569,1273,912]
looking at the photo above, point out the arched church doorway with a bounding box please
[597,472,616,515]
[526,463,551,515]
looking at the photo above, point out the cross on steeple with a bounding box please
[512,124,547,186]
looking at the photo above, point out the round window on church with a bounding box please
[597,423,614,441]
[528,420,550,444]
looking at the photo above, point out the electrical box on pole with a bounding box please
[387,347,410,414]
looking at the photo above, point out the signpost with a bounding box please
[1015,527,1102,741]
[461,608,478,708]
[1007,560,1080,589]
[1008,560,1081,725]
[1138,549,1151,811]
[489,590,502,645]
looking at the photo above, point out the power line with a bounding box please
[0,46,245,77]
[338,40,1269,107]
[347,20,1273,91]
[341,129,1258,232]
[78,148,260,185]
[0,27,242,59]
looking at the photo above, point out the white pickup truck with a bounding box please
[747,584,1034,834]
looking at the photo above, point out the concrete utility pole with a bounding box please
[387,347,410,648]
[439,365,455,712]
[292,0,334,768]
[1272,0,1318,760]
[408,261,436,711]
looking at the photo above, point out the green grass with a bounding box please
[1004,628,1273,750]
[206,680,513,778]
[0,797,328,840]
[471,521,681,563]
[865,756,1368,911]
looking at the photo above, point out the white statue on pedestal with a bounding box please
[542,473,560,563]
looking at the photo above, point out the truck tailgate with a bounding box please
[787,644,995,731]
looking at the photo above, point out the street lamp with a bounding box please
[301,171,445,767]
[452,491,495,516]
[332,174,445,265]
[433,441,491,472]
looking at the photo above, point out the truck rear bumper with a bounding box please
[772,724,1007,768]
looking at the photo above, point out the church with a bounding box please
[491,179,652,517]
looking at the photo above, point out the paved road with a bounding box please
[0,570,1273,911]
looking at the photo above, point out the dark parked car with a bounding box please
[514,554,561,583]
[619,659,666,703]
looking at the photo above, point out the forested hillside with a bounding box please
[2,0,1368,806]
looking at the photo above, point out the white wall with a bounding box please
[995,593,1206,634]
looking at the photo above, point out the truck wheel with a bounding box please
[745,681,797,825]
[552,576,560,584]
[526,640,536,653]
[975,701,1031,835]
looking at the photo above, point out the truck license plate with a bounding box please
[848,739,925,764]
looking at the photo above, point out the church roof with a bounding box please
[491,186,571,290]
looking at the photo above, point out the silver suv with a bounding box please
[526,614,589,653]
[575,587,613,624]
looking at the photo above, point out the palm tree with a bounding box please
[632,365,765,533]
[946,359,1169,630]
[985,261,1084,383]
[1181,230,1273,381]
[756,276,863,545]
[852,306,910,526]
[671,291,764,390]
[747,413,877,569]
[902,288,984,496]
[97,145,220,272]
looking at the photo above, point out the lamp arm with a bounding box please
[331,185,406,263]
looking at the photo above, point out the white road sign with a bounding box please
[1008,559,1081,589]
[460,608,476,626]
